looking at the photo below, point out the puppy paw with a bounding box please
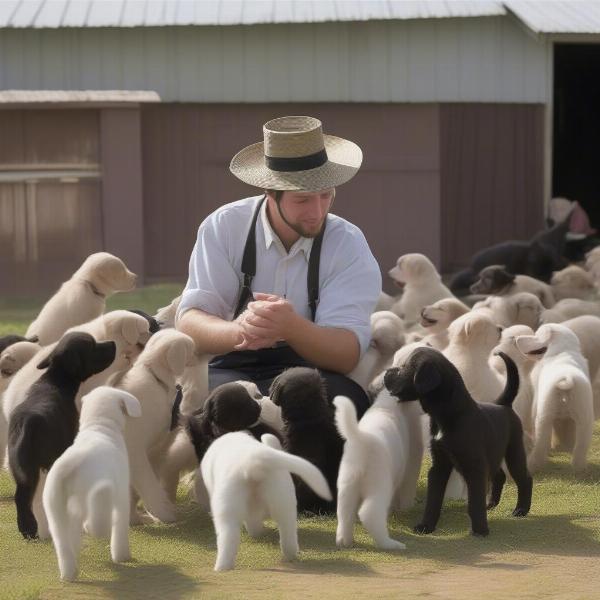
[512,507,528,518]
[60,568,78,582]
[377,539,406,551]
[336,535,354,548]
[413,523,434,535]
[471,528,489,537]
[112,550,132,563]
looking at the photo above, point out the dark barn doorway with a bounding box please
[553,44,600,231]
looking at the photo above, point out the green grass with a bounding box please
[0,286,599,599]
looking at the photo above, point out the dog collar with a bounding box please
[78,278,106,299]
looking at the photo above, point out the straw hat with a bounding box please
[229,116,362,192]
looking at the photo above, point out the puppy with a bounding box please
[184,382,282,463]
[154,294,182,329]
[540,298,600,324]
[334,390,423,550]
[385,348,532,536]
[491,325,536,442]
[8,332,116,539]
[26,252,137,346]
[43,386,141,581]
[0,334,39,355]
[470,265,555,308]
[117,329,196,523]
[551,266,597,301]
[449,215,572,295]
[269,367,343,513]
[0,341,41,391]
[388,254,454,326]
[419,298,470,350]
[472,292,543,329]
[349,311,405,391]
[201,431,332,571]
[516,324,594,472]
[443,312,504,403]
[584,246,600,284]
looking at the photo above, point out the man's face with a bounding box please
[276,189,335,238]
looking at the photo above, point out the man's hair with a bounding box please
[266,189,285,202]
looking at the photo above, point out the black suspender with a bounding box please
[233,196,325,322]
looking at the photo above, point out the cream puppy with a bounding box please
[388,254,453,326]
[0,341,41,392]
[585,246,600,284]
[349,311,405,391]
[201,431,331,571]
[334,391,423,551]
[516,324,594,472]
[0,311,149,464]
[419,298,470,350]
[26,252,137,346]
[491,325,536,440]
[154,294,182,329]
[43,387,141,581]
[443,312,504,403]
[540,298,600,324]
[551,266,597,301]
[118,329,196,523]
[472,292,543,329]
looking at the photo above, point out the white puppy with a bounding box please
[26,252,137,346]
[154,294,182,329]
[43,386,141,581]
[388,254,453,326]
[201,431,331,571]
[516,324,594,472]
[585,246,600,284]
[443,312,503,403]
[349,311,405,391]
[540,298,600,324]
[118,329,197,523]
[418,297,470,350]
[491,325,536,441]
[551,266,598,301]
[0,341,41,393]
[334,392,423,551]
[472,292,543,329]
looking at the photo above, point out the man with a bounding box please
[176,115,381,416]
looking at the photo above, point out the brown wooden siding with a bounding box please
[141,103,441,293]
[439,104,545,272]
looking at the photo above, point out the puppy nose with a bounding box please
[420,308,426,317]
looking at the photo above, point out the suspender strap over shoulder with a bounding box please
[233,194,325,322]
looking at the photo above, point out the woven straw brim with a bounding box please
[230,134,362,192]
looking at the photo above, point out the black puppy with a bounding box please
[384,347,532,537]
[184,382,281,463]
[450,214,573,295]
[8,332,116,539]
[470,265,517,296]
[269,367,343,514]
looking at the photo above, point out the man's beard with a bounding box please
[276,203,326,239]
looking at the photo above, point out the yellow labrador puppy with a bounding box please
[117,329,197,524]
[26,252,137,346]
[551,266,597,301]
[388,254,454,326]
[419,298,470,350]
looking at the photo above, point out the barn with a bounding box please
[0,0,599,295]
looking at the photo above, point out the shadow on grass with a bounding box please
[76,561,201,599]
[387,509,600,567]
[534,459,600,483]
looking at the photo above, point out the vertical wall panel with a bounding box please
[440,103,545,271]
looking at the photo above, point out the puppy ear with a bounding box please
[269,376,283,406]
[497,267,515,286]
[119,391,142,418]
[37,355,51,369]
[413,361,441,395]
[166,340,187,376]
[121,318,140,346]
[0,353,16,377]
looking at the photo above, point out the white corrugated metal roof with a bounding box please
[0,90,161,103]
[0,0,507,28]
[1,0,600,33]
[506,0,600,34]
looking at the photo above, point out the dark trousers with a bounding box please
[209,346,370,419]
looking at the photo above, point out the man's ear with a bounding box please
[414,361,441,395]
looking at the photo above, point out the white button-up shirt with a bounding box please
[177,195,382,355]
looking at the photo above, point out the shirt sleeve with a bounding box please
[176,210,241,323]
[315,227,382,356]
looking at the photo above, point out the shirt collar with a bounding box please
[260,198,313,260]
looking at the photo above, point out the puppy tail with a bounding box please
[86,480,114,538]
[556,375,574,391]
[260,449,333,502]
[494,351,520,407]
[333,395,360,441]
